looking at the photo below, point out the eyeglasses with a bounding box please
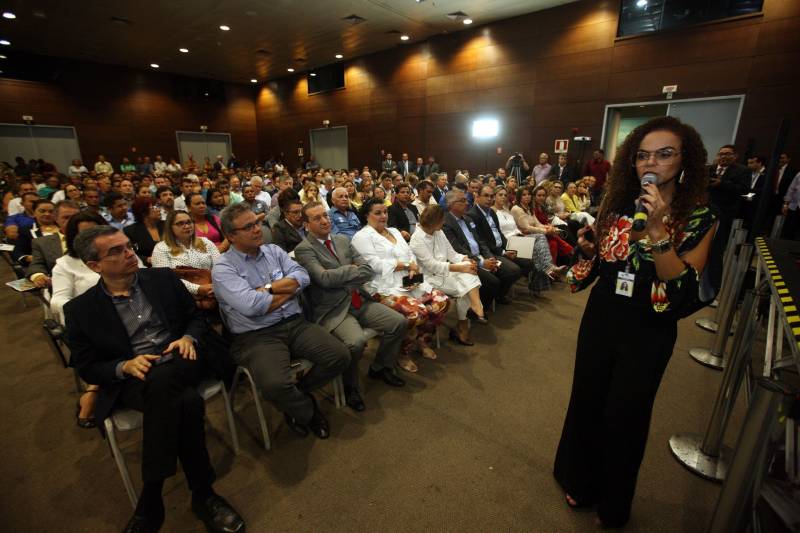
[99,241,138,260]
[634,148,680,165]
[173,219,193,227]
[232,221,260,232]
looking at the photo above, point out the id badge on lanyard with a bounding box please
[615,262,635,298]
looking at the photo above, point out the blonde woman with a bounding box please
[345,179,362,211]
[150,210,219,297]
[299,181,329,210]
[562,181,595,226]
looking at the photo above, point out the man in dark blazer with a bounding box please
[387,183,420,241]
[468,184,526,280]
[432,173,449,203]
[396,153,412,177]
[64,226,244,533]
[413,157,428,179]
[381,153,396,173]
[26,200,81,287]
[294,202,406,410]
[774,152,796,219]
[442,189,518,308]
[548,154,576,185]
[709,144,750,245]
[271,196,306,252]
[741,155,768,230]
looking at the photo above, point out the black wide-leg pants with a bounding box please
[553,289,677,527]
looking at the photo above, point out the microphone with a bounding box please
[632,172,657,231]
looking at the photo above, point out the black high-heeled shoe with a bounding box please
[466,309,488,324]
[76,401,96,429]
[449,329,475,346]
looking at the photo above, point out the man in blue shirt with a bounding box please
[329,187,361,239]
[3,191,38,241]
[212,203,349,440]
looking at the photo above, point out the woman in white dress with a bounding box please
[50,211,107,428]
[351,198,450,372]
[409,204,486,346]
[151,210,219,297]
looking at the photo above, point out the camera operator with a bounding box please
[505,152,530,181]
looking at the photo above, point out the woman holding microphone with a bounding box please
[553,116,717,528]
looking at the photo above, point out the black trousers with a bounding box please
[116,356,214,491]
[553,290,677,526]
[477,256,521,307]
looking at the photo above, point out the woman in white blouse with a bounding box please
[151,210,219,297]
[351,198,450,372]
[409,204,485,346]
[50,211,107,429]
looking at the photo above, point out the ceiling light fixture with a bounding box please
[150,63,159,68]
[179,47,189,53]
[400,35,410,41]
[219,25,230,31]
[636,0,648,7]
[0,40,10,46]
[310,72,317,77]
[250,78,257,83]
[0,54,6,59]
[463,18,473,25]
[287,68,295,72]
[2,12,16,19]
[335,54,343,59]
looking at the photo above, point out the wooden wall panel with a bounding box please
[255,0,800,171]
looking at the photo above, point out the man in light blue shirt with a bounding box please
[212,203,349,440]
[328,187,361,239]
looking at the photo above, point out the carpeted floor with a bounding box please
[0,269,745,532]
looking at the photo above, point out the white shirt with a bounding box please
[68,165,88,176]
[166,163,182,173]
[154,161,167,174]
[408,228,466,279]
[50,255,100,325]
[7,197,23,215]
[255,191,272,206]
[412,196,437,214]
[150,237,220,294]
[493,207,523,240]
[351,225,430,296]
[51,190,66,203]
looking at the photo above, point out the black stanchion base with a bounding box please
[669,433,732,482]
[689,348,725,370]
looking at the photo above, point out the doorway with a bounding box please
[601,95,745,163]
[0,124,82,174]
[309,126,348,170]
[175,131,232,167]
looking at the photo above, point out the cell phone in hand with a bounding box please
[402,273,424,287]
[154,352,175,365]
[583,227,595,242]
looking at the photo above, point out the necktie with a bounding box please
[716,166,724,177]
[325,239,362,309]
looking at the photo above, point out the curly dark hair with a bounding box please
[598,116,708,237]
[65,211,108,258]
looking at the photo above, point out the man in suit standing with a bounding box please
[387,183,419,241]
[65,226,244,533]
[549,154,576,185]
[709,144,749,243]
[397,153,412,177]
[294,202,406,410]
[413,157,427,179]
[442,189,517,308]
[382,153,396,173]
[271,195,306,253]
[27,200,81,287]
[468,185,526,282]
[741,155,767,230]
[774,153,796,219]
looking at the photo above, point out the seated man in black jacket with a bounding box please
[468,184,526,282]
[387,182,419,241]
[442,189,519,308]
[65,226,244,533]
[270,194,306,252]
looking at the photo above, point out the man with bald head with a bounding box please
[328,187,361,239]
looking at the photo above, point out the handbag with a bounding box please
[173,266,217,310]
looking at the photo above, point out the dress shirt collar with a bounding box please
[229,244,265,262]
[100,272,139,298]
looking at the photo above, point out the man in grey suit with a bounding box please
[294,201,407,411]
[26,200,81,288]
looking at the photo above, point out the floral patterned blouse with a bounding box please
[566,205,717,316]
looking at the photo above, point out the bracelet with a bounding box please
[650,238,673,254]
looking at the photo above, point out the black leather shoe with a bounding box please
[123,513,162,533]
[497,296,513,305]
[283,413,308,438]
[306,394,330,439]
[368,366,405,387]
[344,386,366,412]
[448,329,475,346]
[191,494,246,533]
[466,309,488,324]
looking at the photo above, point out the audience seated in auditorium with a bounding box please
[352,198,449,373]
[173,178,195,211]
[205,187,227,218]
[93,155,113,175]
[241,184,268,224]
[387,182,419,241]
[124,197,164,266]
[294,201,407,410]
[213,202,349,440]
[151,210,219,300]
[329,187,362,240]
[442,189,519,309]
[5,180,37,217]
[269,175,295,208]
[271,194,306,252]
[13,198,58,264]
[412,180,437,214]
[249,176,271,207]
[529,185,574,264]
[64,225,245,533]
[4,190,38,241]
[409,204,485,346]
[561,181,595,226]
[26,200,81,288]
[156,185,175,221]
[103,192,134,230]
[186,192,229,252]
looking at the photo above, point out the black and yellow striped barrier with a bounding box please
[755,237,800,351]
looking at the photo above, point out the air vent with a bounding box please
[110,16,132,26]
[343,14,366,24]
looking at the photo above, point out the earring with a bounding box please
[678,169,685,184]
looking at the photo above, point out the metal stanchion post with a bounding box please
[670,286,760,481]
[690,243,753,369]
[706,378,790,533]
[697,226,746,333]
[770,214,785,239]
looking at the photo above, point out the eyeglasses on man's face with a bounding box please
[100,241,138,260]
[232,221,260,233]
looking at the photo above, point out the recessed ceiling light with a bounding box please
[204,92,209,96]
[463,18,473,25]
[287,68,295,72]
[179,47,189,53]
[335,54,343,59]
[310,72,317,77]
[250,78,257,83]
[400,35,410,41]
[0,40,10,46]
[2,12,16,19]
[636,0,647,6]
[0,54,6,59]
[150,63,159,68]
[219,25,230,31]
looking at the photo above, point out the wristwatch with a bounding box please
[263,283,273,294]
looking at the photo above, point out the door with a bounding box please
[309,126,348,170]
[175,131,232,167]
[0,124,81,174]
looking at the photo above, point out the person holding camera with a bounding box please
[505,152,530,180]
[553,116,717,528]
[352,198,450,373]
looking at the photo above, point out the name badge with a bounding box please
[615,271,635,297]
[270,269,284,281]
